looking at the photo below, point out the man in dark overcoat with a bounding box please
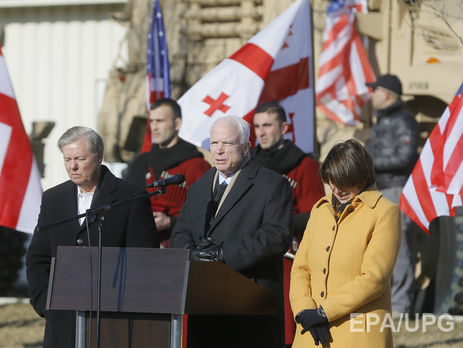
[26,126,159,348]
[170,116,293,348]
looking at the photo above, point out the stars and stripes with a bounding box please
[178,0,315,153]
[400,83,463,233]
[141,0,171,152]
[315,0,375,125]
[0,44,42,234]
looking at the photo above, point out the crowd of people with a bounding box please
[26,74,418,348]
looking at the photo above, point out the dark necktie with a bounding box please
[214,182,228,203]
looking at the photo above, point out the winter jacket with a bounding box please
[290,186,401,348]
[367,100,419,190]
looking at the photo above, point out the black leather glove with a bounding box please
[313,324,332,345]
[190,238,224,262]
[308,327,320,346]
[296,307,328,334]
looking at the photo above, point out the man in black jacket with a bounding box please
[125,98,210,245]
[26,126,159,348]
[170,116,293,348]
[366,74,420,314]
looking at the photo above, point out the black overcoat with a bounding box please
[170,159,293,348]
[26,165,159,348]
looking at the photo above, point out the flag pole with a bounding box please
[309,0,318,160]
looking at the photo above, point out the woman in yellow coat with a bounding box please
[290,139,401,347]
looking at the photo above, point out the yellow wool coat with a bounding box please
[290,186,401,348]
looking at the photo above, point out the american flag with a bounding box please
[141,0,171,153]
[0,44,42,233]
[400,83,463,233]
[315,0,374,125]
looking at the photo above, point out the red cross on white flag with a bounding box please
[178,0,315,153]
[0,45,42,233]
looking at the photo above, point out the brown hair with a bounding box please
[320,139,375,190]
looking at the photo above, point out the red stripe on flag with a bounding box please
[439,99,463,190]
[229,43,274,81]
[410,160,438,225]
[0,94,33,227]
[429,123,444,188]
[259,58,309,103]
[355,35,374,81]
[318,50,342,78]
[399,194,429,234]
[321,14,349,52]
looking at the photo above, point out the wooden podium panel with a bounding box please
[83,312,170,348]
[47,246,277,348]
[47,247,190,314]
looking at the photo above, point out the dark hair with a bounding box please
[150,98,182,119]
[255,101,286,124]
[320,139,375,190]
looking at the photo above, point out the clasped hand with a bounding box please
[190,238,224,262]
[296,308,332,346]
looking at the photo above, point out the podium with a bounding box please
[46,246,276,348]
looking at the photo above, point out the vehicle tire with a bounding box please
[433,208,463,314]
[0,226,28,294]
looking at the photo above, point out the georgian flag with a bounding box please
[178,0,315,153]
[0,45,42,233]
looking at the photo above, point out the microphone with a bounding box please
[146,174,185,188]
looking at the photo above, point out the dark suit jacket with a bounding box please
[170,159,293,348]
[26,165,159,348]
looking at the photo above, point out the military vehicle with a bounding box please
[354,0,463,314]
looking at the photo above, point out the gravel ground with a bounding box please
[0,302,462,347]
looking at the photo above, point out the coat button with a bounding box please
[326,246,330,252]
[76,238,84,245]
[323,268,326,274]
[332,226,335,231]
[321,291,325,297]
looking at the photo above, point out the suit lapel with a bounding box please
[61,181,81,234]
[76,166,118,234]
[207,160,258,236]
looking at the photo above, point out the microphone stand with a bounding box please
[91,187,166,348]
[39,187,166,348]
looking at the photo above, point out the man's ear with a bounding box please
[243,141,251,156]
[281,122,289,135]
[175,117,182,132]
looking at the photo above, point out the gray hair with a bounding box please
[57,126,104,155]
[213,116,250,146]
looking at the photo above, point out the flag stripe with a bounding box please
[400,194,428,233]
[315,0,374,126]
[0,94,33,227]
[17,159,42,232]
[401,84,463,232]
[229,43,274,81]
[259,57,309,102]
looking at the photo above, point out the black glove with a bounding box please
[190,238,224,262]
[296,307,328,334]
[308,327,320,346]
[313,324,332,345]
